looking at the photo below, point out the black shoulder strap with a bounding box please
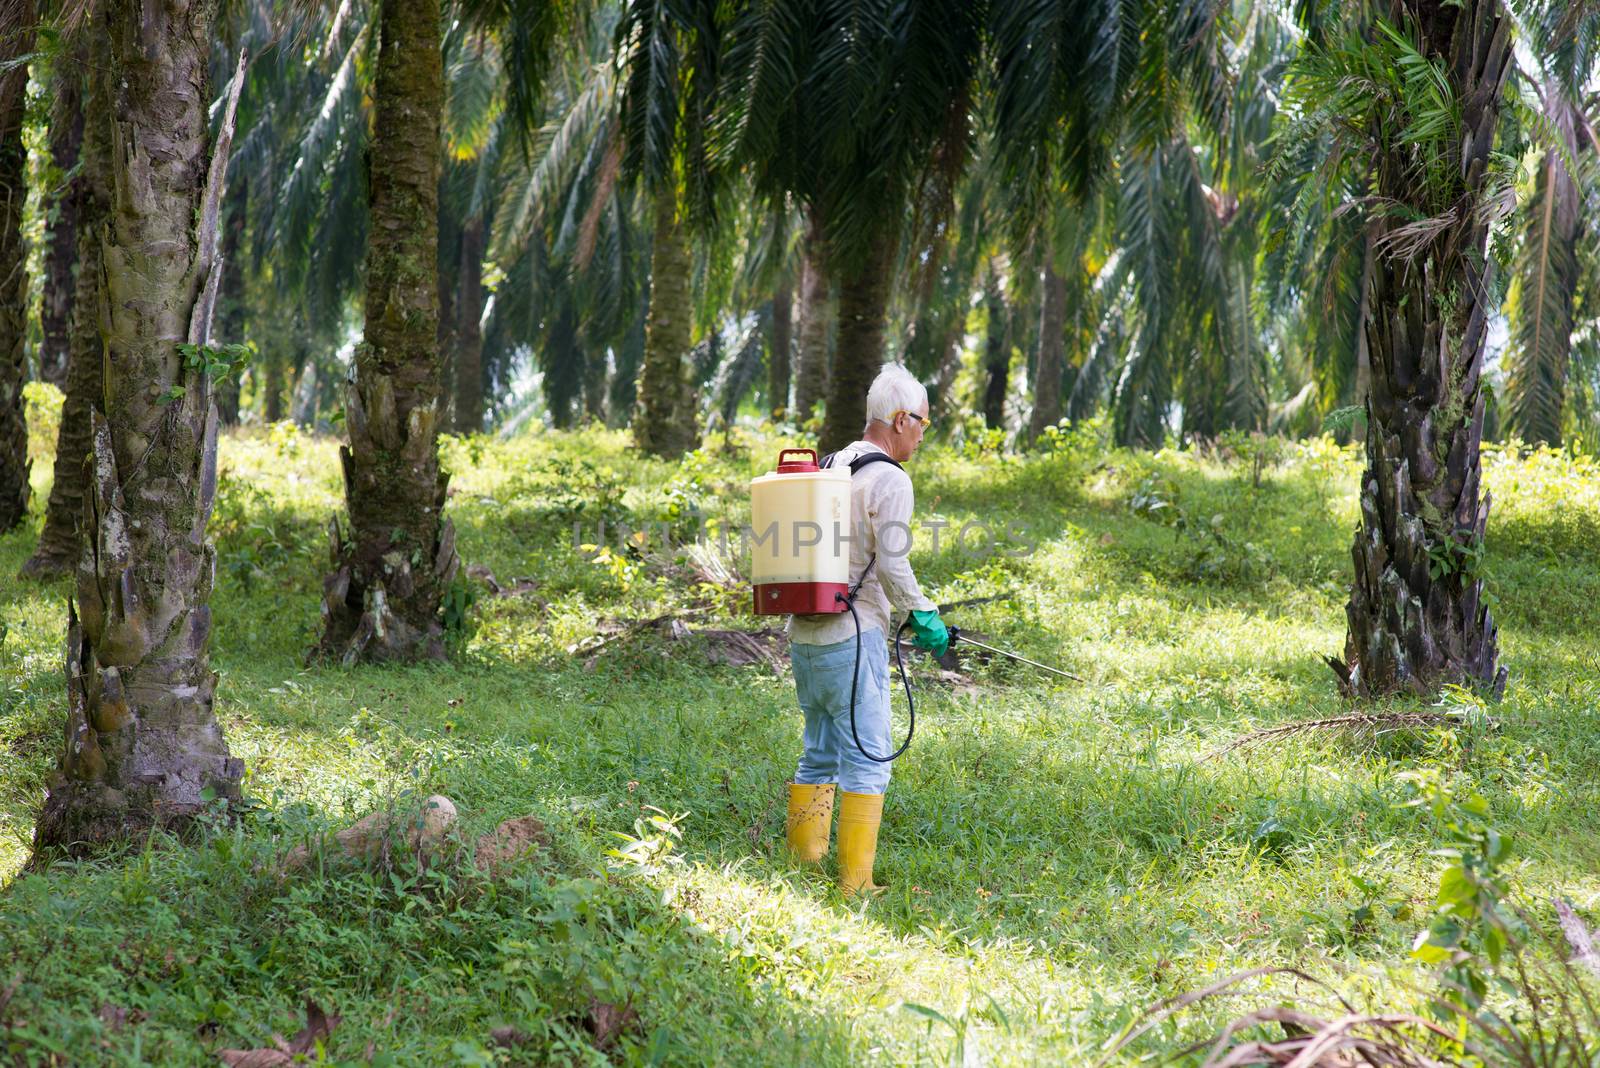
[820,450,903,474]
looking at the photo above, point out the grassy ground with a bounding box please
[4,395,1600,1065]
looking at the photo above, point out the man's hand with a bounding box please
[909,610,949,658]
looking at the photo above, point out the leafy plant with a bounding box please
[442,576,479,646]
[1401,768,1521,1019]
[1214,429,1289,489]
[1128,474,1269,581]
[606,806,686,877]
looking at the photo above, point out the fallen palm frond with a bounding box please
[1555,898,1600,979]
[1186,1008,1466,1067]
[1097,966,1486,1067]
[1100,898,1600,1067]
[1205,709,1476,761]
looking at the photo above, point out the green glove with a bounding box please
[909,610,949,658]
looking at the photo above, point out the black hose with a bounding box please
[836,592,917,763]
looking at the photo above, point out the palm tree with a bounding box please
[767,276,792,420]
[1028,261,1069,438]
[489,15,654,430]
[715,0,985,453]
[632,181,699,455]
[615,0,725,458]
[316,0,461,663]
[0,0,34,535]
[232,1,373,424]
[20,25,108,579]
[1288,5,1513,698]
[980,258,1011,427]
[438,20,507,433]
[790,210,830,423]
[34,0,247,851]
[1025,199,1107,441]
[988,0,1254,448]
[1501,6,1599,447]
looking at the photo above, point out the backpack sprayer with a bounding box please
[751,448,1080,762]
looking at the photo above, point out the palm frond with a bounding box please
[494,59,615,260]
[1504,89,1584,447]
[444,30,504,162]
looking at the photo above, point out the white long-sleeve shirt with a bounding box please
[788,439,936,645]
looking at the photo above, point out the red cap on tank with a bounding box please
[775,448,820,473]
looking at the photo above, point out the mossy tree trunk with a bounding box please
[38,42,85,390]
[819,228,895,454]
[0,3,33,534]
[633,184,697,458]
[216,171,247,425]
[21,30,109,580]
[791,211,830,424]
[980,263,1009,431]
[1333,0,1510,699]
[33,5,247,854]
[453,215,484,433]
[317,0,459,664]
[767,278,792,421]
[1027,264,1067,440]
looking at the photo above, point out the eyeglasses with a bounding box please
[891,411,931,430]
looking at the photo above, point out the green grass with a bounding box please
[4,403,1600,1065]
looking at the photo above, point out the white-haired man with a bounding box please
[785,363,947,896]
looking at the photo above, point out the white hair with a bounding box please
[863,363,928,430]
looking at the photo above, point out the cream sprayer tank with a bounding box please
[749,449,852,615]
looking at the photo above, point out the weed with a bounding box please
[2,426,1599,1063]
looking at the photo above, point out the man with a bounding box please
[785,363,948,896]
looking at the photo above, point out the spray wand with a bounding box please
[946,627,1083,682]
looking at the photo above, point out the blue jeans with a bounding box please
[790,628,893,795]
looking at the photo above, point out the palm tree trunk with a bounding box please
[216,171,247,426]
[0,6,32,534]
[581,345,607,422]
[38,44,84,390]
[931,322,962,412]
[767,278,792,421]
[453,215,485,433]
[792,212,830,423]
[633,184,696,458]
[262,345,285,422]
[545,294,582,428]
[20,30,108,580]
[1028,264,1068,440]
[1334,0,1510,699]
[980,264,1009,430]
[318,0,457,664]
[33,4,245,853]
[819,228,895,454]
[606,296,646,426]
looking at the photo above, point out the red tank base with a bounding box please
[753,582,850,616]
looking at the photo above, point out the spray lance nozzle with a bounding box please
[945,625,1084,683]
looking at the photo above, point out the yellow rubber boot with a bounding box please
[785,782,836,864]
[836,790,885,897]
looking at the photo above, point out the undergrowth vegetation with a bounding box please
[4,397,1600,1063]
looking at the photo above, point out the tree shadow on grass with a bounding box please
[0,786,863,1066]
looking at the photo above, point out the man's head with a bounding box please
[862,363,930,463]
